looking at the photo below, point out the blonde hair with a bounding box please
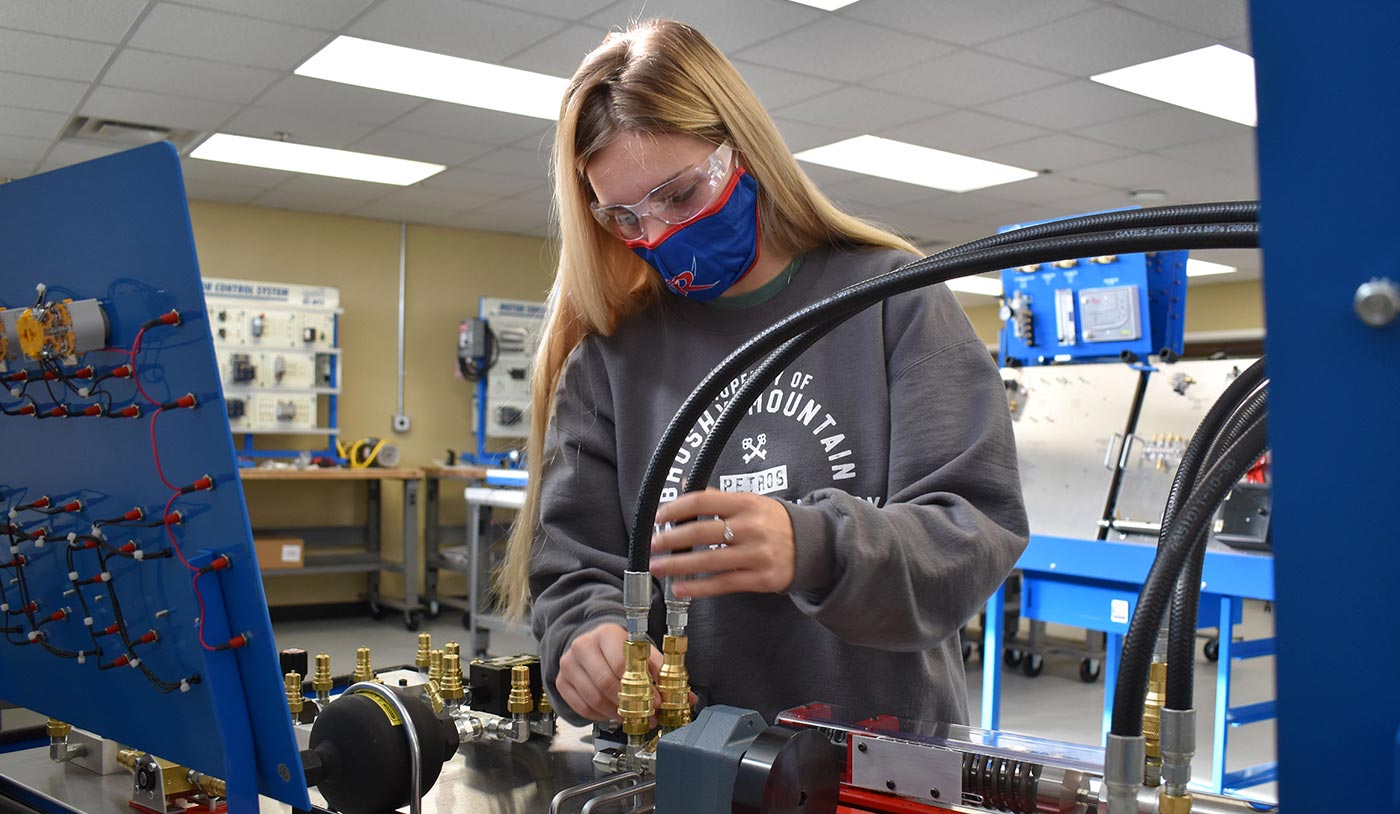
[498,19,918,619]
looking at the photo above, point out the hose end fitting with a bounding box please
[1104,733,1146,814]
[623,570,652,641]
[1160,707,1197,796]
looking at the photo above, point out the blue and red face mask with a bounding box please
[626,168,762,302]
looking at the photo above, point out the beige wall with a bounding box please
[961,279,1265,346]
[188,200,555,606]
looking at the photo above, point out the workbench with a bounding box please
[0,721,597,814]
[978,534,1275,796]
[240,467,425,630]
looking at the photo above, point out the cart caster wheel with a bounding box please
[1079,658,1102,683]
[425,600,442,620]
[1204,639,1220,662]
[461,611,472,631]
[368,601,385,621]
[1021,654,1044,677]
[1003,649,1023,669]
[405,612,422,632]
[961,641,973,663]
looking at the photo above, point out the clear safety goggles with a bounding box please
[589,142,734,241]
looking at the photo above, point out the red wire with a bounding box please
[191,571,215,652]
[128,327,162,407]
[148,409,181,492]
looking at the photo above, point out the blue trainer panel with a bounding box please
[0,143,309,810]
[1251,2,1400,809]
[998,210,1187,368]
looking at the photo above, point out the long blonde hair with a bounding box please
[498,19,918,618]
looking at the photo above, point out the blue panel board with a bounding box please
[0,143,309,809]
[998,210,1188,367]
[1251,2,1400,809]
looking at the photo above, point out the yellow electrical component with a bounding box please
[617,640,655,737]
[656,634,692,731]
[508,665,534,714]
[14,299,108,361]
[416,632,432,671]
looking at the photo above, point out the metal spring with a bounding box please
[961,752,1042,813]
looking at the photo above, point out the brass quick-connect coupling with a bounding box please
[508,664,535,715]
[46,719,71,740]
[428,649,444,683]
[441,654,467,704]
[1159,790,1193,814]
[1160,707,1196,797]
[1104,733,1146,814]
[1143,661,1167,786]
[286,672,304,719]
[313,653,333,704]
[657,634,691,732]
[415,632,432,671]
[187,770,227,799]
[618,639,655,738]
[352,647,374,684]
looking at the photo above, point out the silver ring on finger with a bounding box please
[720,518,735,543]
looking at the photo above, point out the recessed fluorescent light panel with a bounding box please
[783,0,862,9]
[1091,45,1256,127]
[1186,259,1238,277]
[944,275,1004,296]
[795,135,1038,193]
[297,36,568,120]
[191,134,445,185]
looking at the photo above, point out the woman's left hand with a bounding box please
[650,489,796,598]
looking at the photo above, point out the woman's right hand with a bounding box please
[556,622,662,722]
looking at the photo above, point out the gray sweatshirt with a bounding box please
[530,244,1028,727]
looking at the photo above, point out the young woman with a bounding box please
[499,19,1027,727]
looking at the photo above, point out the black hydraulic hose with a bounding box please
[1110,415,1270,737]
[626,221,1260,572]
[1165,383,1269,709]
[682,202,1258,499]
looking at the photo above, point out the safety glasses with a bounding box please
[589,143,734,241]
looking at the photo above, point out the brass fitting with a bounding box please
[423,680,445,715]
[1143,661,1167,786]
[116,748,140,773]
[286,672,304,719]
[312,653,333,700]
[617,640,655,737]
[428,649,444,683]
[537,692,553,716]
[656,634,691,731]
[1159,790,1192,814]
[508,664,534,714]
[352,647,374,684]
[46,719,71,739]
[415,632,432,671]
[444,642,465,687]
[440,654,466,702]
[187,770,227,799]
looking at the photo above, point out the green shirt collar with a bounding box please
[706,254,805,310]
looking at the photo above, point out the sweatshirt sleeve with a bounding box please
[528,339,630,724]
[783,281,1029,651]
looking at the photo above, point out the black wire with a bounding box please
[626,220,1260,572]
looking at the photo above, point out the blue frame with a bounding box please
[1251,2,1400,808]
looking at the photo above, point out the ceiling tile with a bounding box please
[1167,171,1258,201]
[349,0,565,63]
[102,49,281,105]
[797,160,865,188]
[1228,34,1251,55]
[81,86,243,131]
[969,172,1115,207]
[0,29,114,83]
[775,87,948,133]
[585,0,825,53]
[256,76,425,127]
[864,49,1067,107]
[513,125,556,154]
[0,157,37,179]
[978,5,1214,76]
[0,0,146,43]
[826,175,946,208]
[129,3,329,71]
[734,16,951,83]
[885,110,1051,154]
[182,157,298,187]
[0,106,68,140]
[468,146,550,180]
[349,129,497,167]
[899,191,1026,222]
[502,24,609,77]
[392,102,552,145]
[37,140,127,172]
[981,80,1164,131]
[221,107,375,149]
[973,133,1134,172]
[421,166,541,197]
[1157,133,1255,174]
[1110,0,1249,40]
[183,178,270,205]
[1066,152,1218,190]
[732,61,842,111]
[1086,107,1248,152]
[0,72,88,113]
[0,134,54,163]
[485,0,614,21]
[773,118,858,153]
[841,0,1095,46]
[172,0,379,30]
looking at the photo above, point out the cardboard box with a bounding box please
[254,537,304,570]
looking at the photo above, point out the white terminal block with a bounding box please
[68,571,79,581]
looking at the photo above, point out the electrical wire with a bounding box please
[626,218,1260,572]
